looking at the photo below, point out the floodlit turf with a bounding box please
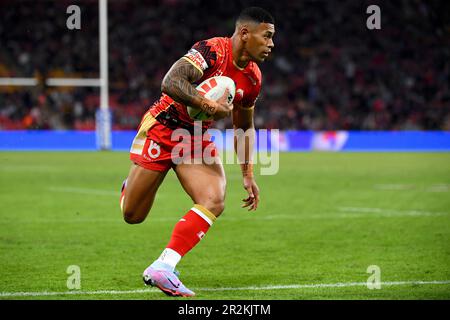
[0,151,449,300]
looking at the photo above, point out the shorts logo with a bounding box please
[148,140,161,159]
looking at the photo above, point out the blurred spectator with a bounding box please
[0,0,449,130]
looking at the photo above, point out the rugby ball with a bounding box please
[187,76,236,120]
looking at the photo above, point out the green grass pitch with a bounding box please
[0,151,449,300]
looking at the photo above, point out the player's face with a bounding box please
[247,23,275,63]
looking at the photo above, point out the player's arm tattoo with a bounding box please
[161,58,215,114]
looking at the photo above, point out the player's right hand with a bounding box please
[211,89,233,120]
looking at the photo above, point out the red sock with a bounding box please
[166,204,216,257]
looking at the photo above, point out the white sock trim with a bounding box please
[191,207,213,226]
[157,248,182,269]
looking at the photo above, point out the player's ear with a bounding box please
[240,25,250,42]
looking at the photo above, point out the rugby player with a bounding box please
[120,7,275,297]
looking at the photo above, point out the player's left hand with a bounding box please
[242,176,260,211]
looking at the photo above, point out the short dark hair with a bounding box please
[237,7,274,25]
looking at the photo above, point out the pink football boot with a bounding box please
[143,267,195,297]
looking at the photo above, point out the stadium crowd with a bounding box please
[0,0,449,130]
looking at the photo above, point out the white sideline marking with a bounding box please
[199,280,450,292]
[427,184,450,192]
[338,207,448,217]
[0,288,158,297]
[374,184,415,190]
[47,186,165,198]
[374,184,449,192]
[2,208,448,225]
[1,280,449,297]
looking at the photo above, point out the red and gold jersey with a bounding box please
[148,37,262,129]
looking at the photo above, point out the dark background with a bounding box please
[0,0,449,131]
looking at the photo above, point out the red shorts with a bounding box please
[129,112,218,172]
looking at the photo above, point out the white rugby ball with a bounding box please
[187,76,236,121]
